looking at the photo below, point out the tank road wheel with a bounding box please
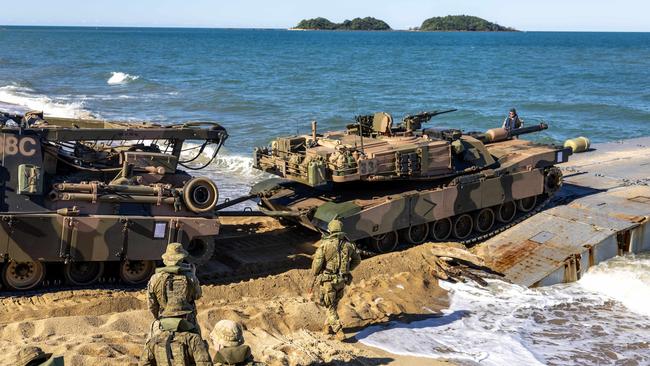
[2,261,46,291]
[452,214,473,240]
[64,261,104,286]
[184,238,216,266]
[517,196,537,213]
[119,260,155,285]
[474,208,495,233]
[496,201,517,223]
[183,177,219,213]
[370,231,398,253]
[404,224,429,245]
[429,218,452,241]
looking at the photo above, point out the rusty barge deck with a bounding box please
[474,136,650,287]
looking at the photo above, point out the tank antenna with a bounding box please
[311,120,318,142]
[358,121,365,154]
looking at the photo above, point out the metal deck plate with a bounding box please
[473,137,650,287]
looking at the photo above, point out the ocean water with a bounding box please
[358,254,650,365]
[1,28,649,199]
[1,27,650,364]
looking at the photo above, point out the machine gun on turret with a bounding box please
[401,109,458,131]
[348,109,458,137]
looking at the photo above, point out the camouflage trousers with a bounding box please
[320,280,346,333]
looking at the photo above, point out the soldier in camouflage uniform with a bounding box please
[209,320,259,366]
[147,242,203,333]
[311,219,361,340]
[16,346,64,366]
[140,317,212,366]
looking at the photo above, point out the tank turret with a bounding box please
[253,110,571,253]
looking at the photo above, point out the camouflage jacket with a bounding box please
[213,345,255,365]
[311,234,361,278]
[140,318,212,366]
[35,356,65,366]
[147,263,202,319]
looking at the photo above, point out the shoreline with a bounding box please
[2,25,646,32]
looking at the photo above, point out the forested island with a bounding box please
[416,15,516,32]
[292,15,515,32]
[293,17,391,31]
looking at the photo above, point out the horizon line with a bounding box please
[2,24,650,33]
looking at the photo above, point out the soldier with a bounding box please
[502,108,524,132]
[16,346,64,366]
[140,317,212,366]
[209,320,259,366]
[310,218,361,340]
[147,242,203,332]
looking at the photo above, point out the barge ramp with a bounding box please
[473,136,650,287]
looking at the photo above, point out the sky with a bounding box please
[0,0,648,32]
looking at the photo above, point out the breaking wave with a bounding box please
[107,72,140,85]
[358,253,650,365]
[0,84,93,118]
[175,142,271,209]
[578,253,650,317]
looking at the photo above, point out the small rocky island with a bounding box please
[293,17,391,31]
[416,15,516,32]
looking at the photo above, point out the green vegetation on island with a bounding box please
[417,15,516,32]
[294,17,391,31]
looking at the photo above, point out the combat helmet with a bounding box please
[327,219,344,235]
[161,242,189,266]
[210,319,244,348]
[16,346,52,366]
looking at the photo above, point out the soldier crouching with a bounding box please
[140,317,212,366]
[311,219,361,340]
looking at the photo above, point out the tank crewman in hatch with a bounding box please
[210,320,261,365]
[140,317,212,366]
[310,218,362,340]
[502,108,524,132]
[147,242,203,334]
[16,346,64,366]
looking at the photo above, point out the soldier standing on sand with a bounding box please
[140,317,212,366]
[310,219,361,341]
[16,346,64,366]
[147,242,203,333]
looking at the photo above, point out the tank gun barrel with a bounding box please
[480,123,548,143]
[510,122,548,137]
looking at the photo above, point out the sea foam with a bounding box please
[357,254,650,365]
[107,72,140,85]
[0,84,92,118]
[578,253,650,316]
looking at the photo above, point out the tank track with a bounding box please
[1,182,559,294]
[460,193,553,247]
[0,223,320,294]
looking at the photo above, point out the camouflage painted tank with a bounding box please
[0,111,227,290]
[252,110,571,252]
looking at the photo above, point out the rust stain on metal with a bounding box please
[489,240,540,273]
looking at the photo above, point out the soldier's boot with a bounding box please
[322,324,334,335]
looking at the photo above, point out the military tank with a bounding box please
[252,109,571,253]
[0,111,227,290]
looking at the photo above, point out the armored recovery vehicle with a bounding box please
[252,110,571,253]
[0,111,227,290]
